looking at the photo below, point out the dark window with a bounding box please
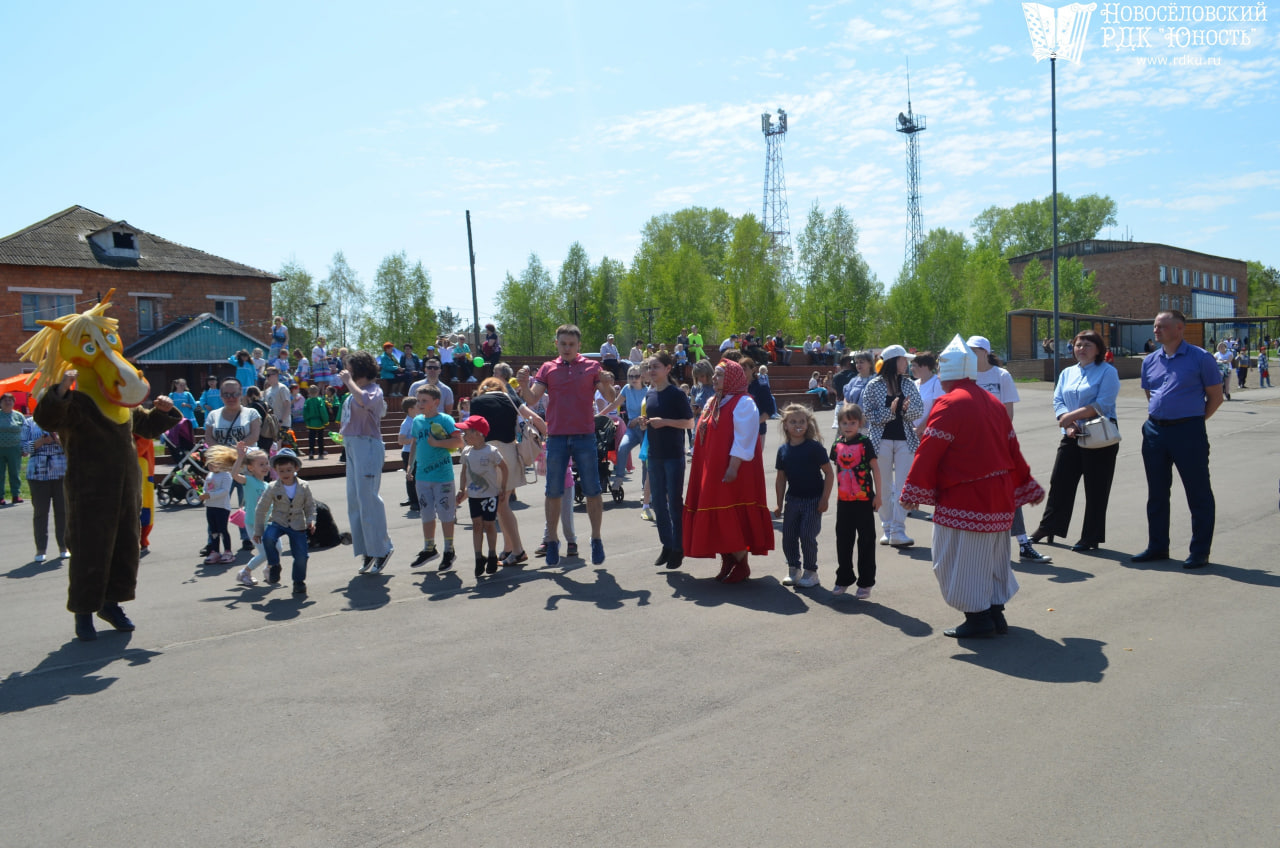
[113,232,136,250]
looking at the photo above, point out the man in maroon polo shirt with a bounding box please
[518,324,617,566]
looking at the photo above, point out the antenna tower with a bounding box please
[761,108,793,280]
[896,68,927,278]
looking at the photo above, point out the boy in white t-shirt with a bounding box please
[454,415,508,580]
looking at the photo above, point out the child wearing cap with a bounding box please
[454,415,509,578]
[252,449,316,595]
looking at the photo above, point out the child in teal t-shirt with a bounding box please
[407,385,463,570]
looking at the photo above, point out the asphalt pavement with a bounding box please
[2,379,1278,847]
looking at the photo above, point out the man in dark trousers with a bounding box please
[1131,310,1223,569]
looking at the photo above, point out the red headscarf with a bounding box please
[703,358,748,428]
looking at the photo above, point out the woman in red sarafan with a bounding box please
[682,359,774,582]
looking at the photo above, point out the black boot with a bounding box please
[989,604,1008,635]
[75,613,97,641]
[97,602,135,632]
[944,610,996,638]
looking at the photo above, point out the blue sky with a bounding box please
[2,1,1277,328]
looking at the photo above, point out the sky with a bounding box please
[2,0,1277,331]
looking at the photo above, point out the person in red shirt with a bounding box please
[902,335,1044,638]
[518,324,617,566]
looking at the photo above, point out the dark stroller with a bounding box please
[574,414,624,504]
[156,437,208,507]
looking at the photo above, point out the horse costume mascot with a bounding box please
[18,289,180,641]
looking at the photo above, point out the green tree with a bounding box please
[493,253,554,356]
[963,244,1014,350]
[886,228,967,350]
[318,250,365,349]
[588,256,623,343]
[554,242,594,332]
[972,193,1118,257]
[725,214,788,337]
[363,252,438,350]
[272,258,319,345]
[796,202,882,347]
[1011,256,1100,314]
[625,209,725,343]
[1248,261,1280,338]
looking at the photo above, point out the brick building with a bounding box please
[1008,240,1248,321]
[0,206,279,389]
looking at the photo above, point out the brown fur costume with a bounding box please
[34,390,179,614]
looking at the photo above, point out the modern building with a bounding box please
[1007,239,1248,322]
[0,205,279,388]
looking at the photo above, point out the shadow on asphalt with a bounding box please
[413,559,654,609]
[816,592,934,636]
[4,557,66,580]
[949,630,1108,683]
[662,571,810,615]
[0,633,161,713]
[1117,556,1280,587]
[337,573,392,609]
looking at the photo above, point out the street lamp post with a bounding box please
[1023,1,1096,379]
[309,301,327,342]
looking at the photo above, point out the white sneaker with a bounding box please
[889,533,915,548]
[782,567,799,586]
[855,586,872,600]
[879,534,891,546]
[832,585,848,595]
[236,568,257,587]
[34,553,45,562]
[640,506,655,521]
[797,571,820,588]
[60,549,70,559]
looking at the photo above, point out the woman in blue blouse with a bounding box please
[1031,330,1121,552]
[170,378,198,421]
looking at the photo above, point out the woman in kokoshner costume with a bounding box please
[19,289,181,642]
[900,335,1044,639]
[681,358,774,583]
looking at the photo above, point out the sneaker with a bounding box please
[486,553,499,574]
[566,541,578,558]
[855,586,872,600]
[503,550,529,567]
[34,553,46,563]
[268,565,282,585]
[368,551,392,575]
[832,585,849,596]
[879,534,891,546]
[60,550,70,559]
[797,570,820,588]
[240,540,255,553]
[439,549,456,571]
[12,496,23,504]
[475,553,487,578]
[640,506,655,521]
[410,547,437,568]
[96,602,134,632]
[293,581,307,595]
[204,552,222,564]
[782,567,799,586]
[1020,544,1053,563]
[535,543,548,558]
[236,568,257,587]
[888,533,915,548]
[358,555,374,574]
[199,543,213,557]
[545,540,561,566]
[219,551,237,563]
[591,538,605,565]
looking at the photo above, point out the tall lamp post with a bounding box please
[1022,2,1096,379]
[308,301,327,342]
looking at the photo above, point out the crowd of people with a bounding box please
[8,309,1233,641]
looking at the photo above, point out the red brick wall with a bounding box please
[1,265,273,375]
[1009,244,1247,320]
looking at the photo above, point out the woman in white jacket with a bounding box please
[861,345,923,548]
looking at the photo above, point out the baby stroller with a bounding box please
[574,414,624,504]
[156,437,209,507]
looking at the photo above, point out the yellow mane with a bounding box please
[16,289,121,398]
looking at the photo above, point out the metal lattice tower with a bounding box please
[761,108,793,280]
[896,73,926,279]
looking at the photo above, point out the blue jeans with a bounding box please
[648,455,686,552]
[545,434,601,498]
[263,524,310,582]
[1141,417,1215,556]
[613,422,643,481]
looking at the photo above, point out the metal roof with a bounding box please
[125,313,269,364]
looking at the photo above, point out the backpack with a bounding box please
[259,404,280,442]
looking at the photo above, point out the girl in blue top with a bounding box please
[229,350,258,391]
[1031,330,1121,552]
[169,378,198,422]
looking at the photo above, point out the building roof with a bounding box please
[124,312,269,364]
[1007,239,1247,267]
[0,205,280,280]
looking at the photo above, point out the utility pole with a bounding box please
[838,308,851,338]
[466,211,481,353]
[639,306,658,345]
[309,301,326,342]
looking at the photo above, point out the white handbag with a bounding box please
[1077,416,1121,449]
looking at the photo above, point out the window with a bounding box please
[1231,278,1238,293]
[213,300,239,326]
[112,232,136,250]
[138,297,160,333]
[21,293,76,330]
[1159,265,1168,284]
[1159,294,1169,310]
[1192,270,1200,288]
[1182,268,1190,286]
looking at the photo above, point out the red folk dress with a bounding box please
[682,393,775,558]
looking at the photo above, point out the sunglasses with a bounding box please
[426,366,441,371]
